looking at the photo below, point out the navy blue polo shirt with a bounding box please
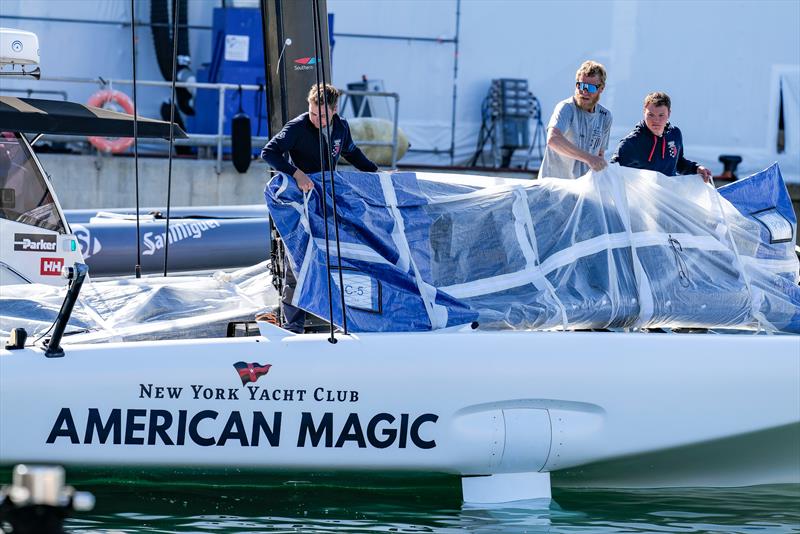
[260,112,378,175]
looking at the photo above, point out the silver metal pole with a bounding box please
[391,95,399,167]
[216,86,225,174]
[449,0,461,165]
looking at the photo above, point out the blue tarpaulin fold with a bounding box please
[265,171,478,332]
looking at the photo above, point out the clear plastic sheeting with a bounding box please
[0,261,278,343]
[266,164,800,333]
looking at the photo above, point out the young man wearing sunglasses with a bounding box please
[538,60,612,179]
[611,92,712,182]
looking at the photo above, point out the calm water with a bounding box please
[51,476,800,533]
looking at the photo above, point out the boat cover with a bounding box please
[0,262,277,343]
[265,163,800,333]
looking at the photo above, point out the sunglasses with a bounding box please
[576,82,600,93]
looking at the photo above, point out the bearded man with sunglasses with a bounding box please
[538,60,612,179]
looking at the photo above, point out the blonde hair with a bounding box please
[575,60,607,87]
[307,83,340,108]
[644,91,671,111]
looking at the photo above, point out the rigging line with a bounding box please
[668,234,691,288]
[311,0,336,344]
[448,0,461,165]
[163,0,180,277]
[313,0,349,336]
[131,0,142,278]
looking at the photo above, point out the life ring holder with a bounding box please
[86,89,135,154]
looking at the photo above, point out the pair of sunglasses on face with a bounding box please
[576,82,600,93]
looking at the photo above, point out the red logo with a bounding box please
[294,57,317,65]
[233,361,272,385]
[40,257,64,276]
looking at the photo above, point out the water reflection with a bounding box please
[62,482,800,533]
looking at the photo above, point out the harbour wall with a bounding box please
[42,154,800,246]
[41,154,269,210]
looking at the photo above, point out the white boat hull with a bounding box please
[2,329,798,493]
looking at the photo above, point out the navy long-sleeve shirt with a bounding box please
[611,121,699,176]
[260,112,378,175]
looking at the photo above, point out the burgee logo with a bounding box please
[233,361,272,385]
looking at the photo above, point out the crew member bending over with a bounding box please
[261,83,378,332]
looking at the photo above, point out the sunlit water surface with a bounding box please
[54,478,800,533]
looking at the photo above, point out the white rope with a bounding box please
[379,172,447,329]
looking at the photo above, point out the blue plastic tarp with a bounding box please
[265,171,478,332]
[266,165,800,333]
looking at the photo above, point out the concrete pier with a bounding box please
[40,154,269,209]
[40,153,800,246]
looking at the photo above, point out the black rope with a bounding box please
[668,234,691,288]
[163,0,180,277]
[310,0,337,344]
[131,0,142,278]
[313,0,349,337]
[255,84,264,136]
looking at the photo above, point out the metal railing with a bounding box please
[33,76,400,172]
[339,88,401,167]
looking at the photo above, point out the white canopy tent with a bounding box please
[1,0,797,181]
[329,0,800,182]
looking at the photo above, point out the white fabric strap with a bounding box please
[313,238,393,265]
[740,255,800,275]
[512,187,569,329]
[291,192,316,307]
[605,171,654,328]
[440,230,729,300]
[379,173,411,273]
[427,183,535,205]
[379,172,448,329]
[275,173,290,197]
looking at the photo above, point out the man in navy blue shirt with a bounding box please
[261,84,378,332]
[261,83,378,190]
[611,92,711,182]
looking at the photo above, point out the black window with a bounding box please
[0,131,65,233]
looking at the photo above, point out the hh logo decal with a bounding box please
[234,361,272,385]
[40,257,64,276]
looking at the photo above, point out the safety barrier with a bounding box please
[35,76,401,172]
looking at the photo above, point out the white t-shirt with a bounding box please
[538,98,612,179]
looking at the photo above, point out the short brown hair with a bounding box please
[575,60,607,87]
[644,92,671,111]
[307,83,340,108]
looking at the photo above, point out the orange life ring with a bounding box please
[86,89,136,154]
